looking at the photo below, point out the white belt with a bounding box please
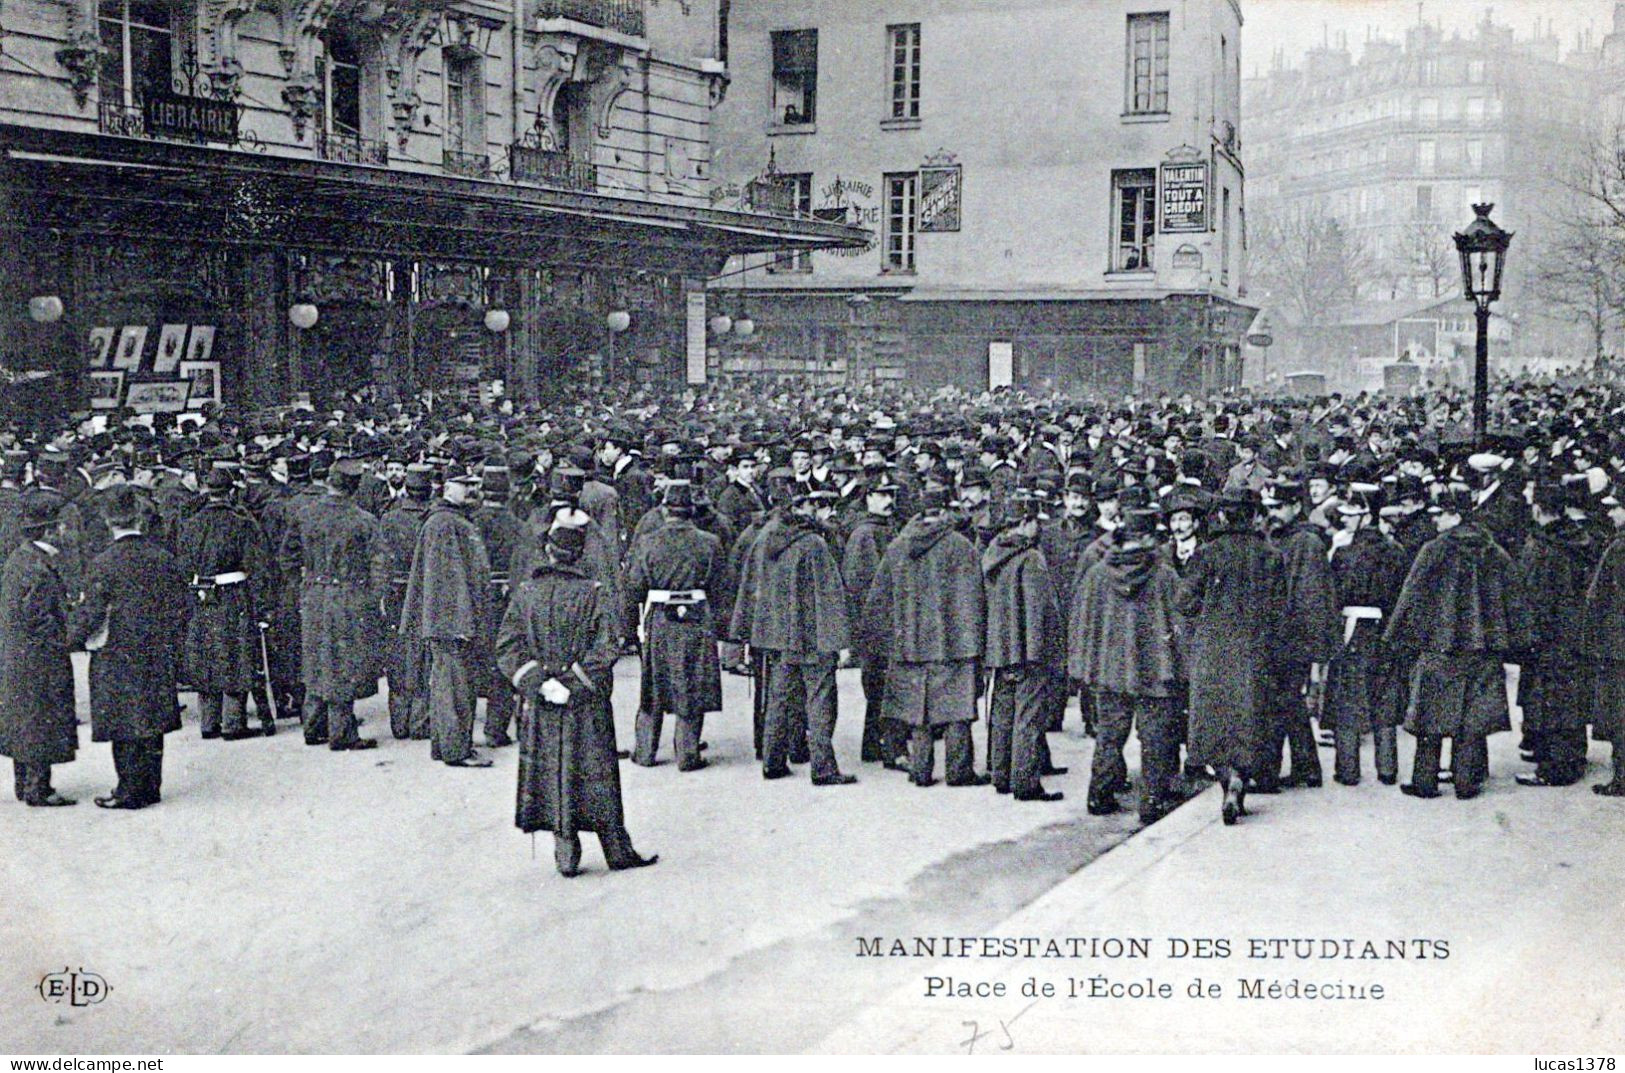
[1341,605,1381,645]
[647,589,707,604]
[194,571,247,586]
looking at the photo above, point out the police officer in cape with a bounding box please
[497,520,657,878]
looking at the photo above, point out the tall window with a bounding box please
[318,30,363,138]
[768,173,814,273]
[443,50,485,155]
[98,0,172,108]
[883,171,917,273]
[771,29,817,125]
[1466,139,1484,170]
[1112,168,1156,272]
[1467,58,1485,83]
[1466,97,1485,124]
[1415,185,1433,216]
[1417,139,1436,174]
[888,23,920,120]
[1125,12,1169,114]
[553,80,589,156]
[1418,97,1438,124]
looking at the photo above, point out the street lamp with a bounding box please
[1453,203,1513,441]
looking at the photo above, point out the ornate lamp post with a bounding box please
[1453,203,1513,441]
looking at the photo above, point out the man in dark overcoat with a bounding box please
[177,468,273,740]
[0,490,78,806]
[843,476,905,766]
[66,485,191,808]
[1260,475,1340,791]
[1585,491,1625,796]
[860,487,988,788]
[1512,481,1597,787]
[731,488,855,785]
[497,523,656,878]
[981,491,1064,803]
[1071,508,1186,823]
[1176,489,1285,824]
[380,465,434,739]
[625,482,725,771]
[284,458,389,751]
[473,464,524,748]
[401,471,494,767]
[1384,486,1527,800]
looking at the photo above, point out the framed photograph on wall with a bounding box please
[154,324,188,373]
[86,327,115,369]
[111,325,147,370]
[179,360,220,409]
[87,370,124,410]
[184,324,215,364]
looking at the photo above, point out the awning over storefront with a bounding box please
[0,122,868,277]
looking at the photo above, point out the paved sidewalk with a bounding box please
[814,731,1625,1054]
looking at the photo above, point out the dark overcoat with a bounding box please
[1384,523,1526,739]
[496,562,624,835]
[1069,541,1184,698]
[176,499,271,694]
[1323,528,1410,733]
[1514,522,1596,737]
[1268,520,1342,664]
[293,494,389,701]
[400,503,491,642]
[841,514,894,626]
[1175,527,1284,769]
[730,514,849,659]
[380,498,431,685]
[0,542,77,764]
[67,534,190,741]
[981,533,1063,671]
[1586,533,1625,742]
[625,516,725,717]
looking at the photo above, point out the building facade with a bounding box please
[1243,15,1600,381]
[705,0,1252,396]
[0,0,862,416]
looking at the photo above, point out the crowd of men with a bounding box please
[3,373,1624,873]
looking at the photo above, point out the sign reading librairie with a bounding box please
[142,91,239,143]
[1159,162,1209,233]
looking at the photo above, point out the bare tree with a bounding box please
[1250,201,1375,365]
[1546,115,1625,364]
[1403,211,1457,299]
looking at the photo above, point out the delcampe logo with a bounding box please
[36,967,110,1007]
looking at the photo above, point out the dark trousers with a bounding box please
[763,652,839,780]
[554,826,645,874]
[199,692,247,735]
[428,640,477,763]
[751,648,768,760]
[12,760,55,803]
[389,685,430,740]
[305,695,360,748]
[909,721,976,785]
[988,665,1050,796]
[1534,726,1588,783]
[1262,661,1322,784]
[1412,734,1488,796]
[860,659,907,763]
[1095,692,1180,816]
[1334,725,1398,784]
[111,737,164,803]
[634,707,704,769]
[483,680,517,744]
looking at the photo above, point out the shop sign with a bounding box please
[919,165,962,233]
[125,380,193,413]
[142,91,239,143]
[1159,161,1209,233]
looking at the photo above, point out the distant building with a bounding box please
[1244,13,1606,371]
[706,0,1252,395]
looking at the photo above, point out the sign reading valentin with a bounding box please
[1159,161,1209,233]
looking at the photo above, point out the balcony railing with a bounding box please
[536,0,644,37]
[99,100,147,138]
[509,144,596,191]
[317,129,388,166]
[442,149,493,179]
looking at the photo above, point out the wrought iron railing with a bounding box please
[317,129,388,166]
[442,149,493,179]
[508,143,597,191]
[536,0,644,37]
[99,100,147,138]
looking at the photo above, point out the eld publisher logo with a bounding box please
[36,967,110,1007]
